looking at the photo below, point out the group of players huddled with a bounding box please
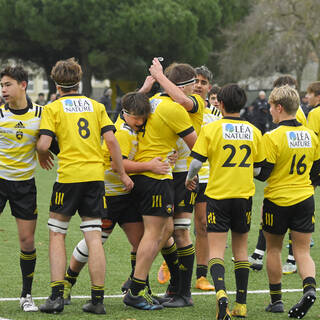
[0,57,319,319]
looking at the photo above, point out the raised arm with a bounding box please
[149,58,195,111]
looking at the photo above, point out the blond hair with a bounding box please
[268,85,300,115]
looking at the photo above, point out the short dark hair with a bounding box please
[208,85,220,97]
[121,92,151,117]
[217,84,247,113]
[0,66,28,85]
[195,65,213,83]
[273,75,297,89]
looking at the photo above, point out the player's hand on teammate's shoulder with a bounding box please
[120,173,134,192]
[37,150,54,170]
[185,175,198,191]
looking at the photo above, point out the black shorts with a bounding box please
[0,178,37,220]
[50,181,105,218]
[206,197,252,233]
[104,193,142,226]
[173,172,195,214]
[131,175,174,217]
[195,183,207,203]
[262,196,315,235]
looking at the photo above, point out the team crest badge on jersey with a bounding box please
[63,98,94,113]
[166,204,173,214]
[287,131,312,148]
[223,123,253,141]
[16,130,23,140]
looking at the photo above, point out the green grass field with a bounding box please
[0,165,319,319]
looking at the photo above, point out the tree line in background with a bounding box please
[0,0,251,96]
[0,0,318,96]
[218,0,320,91]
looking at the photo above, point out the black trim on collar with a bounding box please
[279,119,302,127]
[4,96,33,115]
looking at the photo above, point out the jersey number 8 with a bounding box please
[77,118,90,139]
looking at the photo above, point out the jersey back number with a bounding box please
[222,144,251,168]
[77,118,90,139]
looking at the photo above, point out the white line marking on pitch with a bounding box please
[0,287,318,302]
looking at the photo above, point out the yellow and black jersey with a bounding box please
[307,105,320,135]
[263,120,320,206]
[198,106,222,183]
[40,94,115,183]
[103,115,138,196]
[173,94,205,173]
[0,99,42,181]
[134,93,194,180]
[191,117,264,199]
[296,106,307,126]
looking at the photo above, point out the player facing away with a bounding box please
[254,85,320,318]
[37,58,133,314]
[63,90,171,304]
[186,84,264,319]
[0,66,53,312]
[249,75,310,274]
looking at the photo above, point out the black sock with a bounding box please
[234,261,250,304]
[130,252,136,279]
[196,264,208,279]
[130,277,146,296]
[20,249,36,297]
[161,242,179,289]
[177,244,195,297]
[269,283,281,303]
[91,285,104,304]
[252,227,265,259]
[303,277,316,294]
[64,267,79,286]
[50,280,64,299]
[209,258,225,292]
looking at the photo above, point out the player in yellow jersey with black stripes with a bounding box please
[186,84,264,319]
[148,59,205,307]
[62,90,171,305]
[37,58,133,315]
[254,85,320,318]
[0,66,53,312]
[123,63,197,310]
